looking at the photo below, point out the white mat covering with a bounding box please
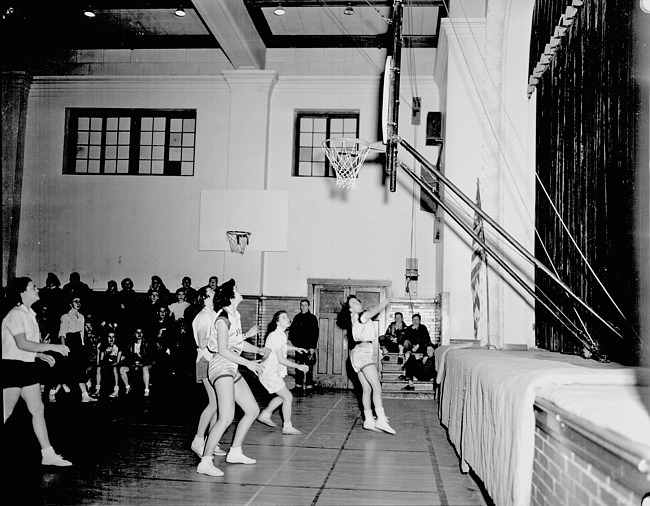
[435,347,638,506]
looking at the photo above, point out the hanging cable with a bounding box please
[439,0,635,336]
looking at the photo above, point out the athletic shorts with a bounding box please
[258,370,286,394]
[208,354,240,384]
[350,342,375,373]
[195,356,210,383]
[2,359,42,388]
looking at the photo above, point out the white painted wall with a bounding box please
[17,49,442,302]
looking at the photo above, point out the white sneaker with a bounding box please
[49,390,56,403]
[62,385,71,393]
[109,389,119,398]
[81,394,97,403]
[191,438,205,458]
[363,418,380,432]
[257,414,277,427]
[374,417,396,435]
[226,451,256,465]
[42,450,72,467]
[282,426,302,435]
[197,460,224,477]
[213,444,226,456]
[144,388,149,397]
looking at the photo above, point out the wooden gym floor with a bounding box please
[4,379,491,506]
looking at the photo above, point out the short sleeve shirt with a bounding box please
[262,329,288,378]
[2,305,40,362]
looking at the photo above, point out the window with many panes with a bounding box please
[293,111,360,177]
[64,108,196,176]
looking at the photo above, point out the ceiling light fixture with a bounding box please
[344,3,354,15]
[83,7,96,18]
[274,3,285,16]
[174,5,186,17]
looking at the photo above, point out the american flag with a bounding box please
[470,180,485,339]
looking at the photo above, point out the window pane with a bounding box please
[299,146,313,162]
[182,133,194,146]
[118,132,130,144]
[314,148,326,163]
[106,117,119,130]
[182,148,193,161]
[139,161,150,174]
[89,132,102,145]
[169,147,181,161]
[152,161,164,174]
[170,118,182,132]
[170,133,181,147]
[118,146,129,159]
[90,117,102,130]
[298,161,312,176]
[313,117,327,133]
[184,119,196,132]
[117,160,129,174]
[77,145,88,159]
[312,162,326,177]
[141,117,153,130]
[78,131,89,144]
[140,146,152,160]
[105,146,117,159]
[89,146,101,159]
[78,117,90,130]
[119,117,130,130]
[104,160,116,174]
[331,118,344,132]
[299,132,313,146]
[181,162,193,175]
[140,131,152,145]
[153,132,165,145]
[152,146,165,160]
[153,117,166,131]
[105,132,117,145]
[75,159,87,173]
[88,160,101,173]
[314,132,327,146]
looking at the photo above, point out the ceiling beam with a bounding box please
[193,0,266,69]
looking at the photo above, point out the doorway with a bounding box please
[308,279,390,389]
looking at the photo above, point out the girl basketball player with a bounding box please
[342,295,395,434]
[196,279,269,477]
[257,310,309,434]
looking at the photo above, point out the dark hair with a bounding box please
[46,273,61,287]
[336,295,358,330]
[182,276,191,284]
[107,280,118,289]
[395,311,403,318]
[300,299,310,306]
[214,279,236,310]
[69,272,80,282]
[266,310,287,337]
[6,277,32,307]
[412,313,421,320]
[121,278,133,289]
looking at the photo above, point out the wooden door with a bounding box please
[309,279,389,389]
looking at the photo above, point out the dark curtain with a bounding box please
[532,1,641,365]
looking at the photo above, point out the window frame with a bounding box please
[63,108,197,176]
[292,110,360,178]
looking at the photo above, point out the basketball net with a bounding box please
[322,138,370,190]
[226,231,251,254]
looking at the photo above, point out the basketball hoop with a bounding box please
[226,231,251,254]
[322,138,370,190]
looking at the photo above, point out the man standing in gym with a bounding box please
[289,300,319,391]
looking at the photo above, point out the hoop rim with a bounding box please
[321,137,384,152]
[226,230,251,236]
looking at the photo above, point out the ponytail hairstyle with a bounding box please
[266,310,287,338]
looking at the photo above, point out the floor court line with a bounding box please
[243,394,346,506]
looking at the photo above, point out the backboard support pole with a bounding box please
[387,0,403,192]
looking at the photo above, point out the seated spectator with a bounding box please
[97,280,121,329]
[118,278,142,332]
[401,342,437,391]
[168,289,190,322]
[178,276,198,304]
[148,275,171,305]
[402,313,431,356]
[148,305,175,387]
[144,290,164,325]
[97,330,122,397]
[59,296,97,403]
[201,275,219,294]
[62,272,93,311]
[379,311,407,359]
[119,327,154,397]
[35,272,66,320]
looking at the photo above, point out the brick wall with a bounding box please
[388,296,442,346]
[532,404,645,506]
